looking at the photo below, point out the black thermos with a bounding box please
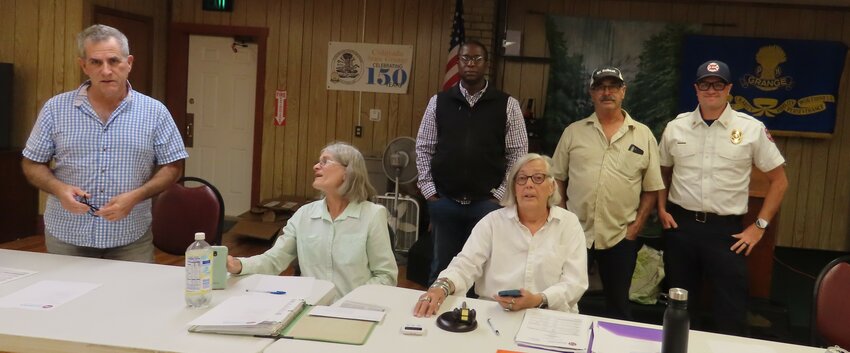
[661,288,689,353]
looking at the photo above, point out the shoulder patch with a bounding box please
[764,128,774,142]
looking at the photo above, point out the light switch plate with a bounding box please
[369,109,381,122]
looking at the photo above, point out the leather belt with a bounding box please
[668,203,741,224]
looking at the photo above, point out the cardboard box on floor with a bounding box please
[230,196,312,240]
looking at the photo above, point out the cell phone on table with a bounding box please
[498,289,522,297]
[211,245,228,290]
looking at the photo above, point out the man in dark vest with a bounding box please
[415,40,528,286]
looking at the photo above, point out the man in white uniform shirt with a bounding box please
[657,60,788,336]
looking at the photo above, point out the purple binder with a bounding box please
[596,321,662,342]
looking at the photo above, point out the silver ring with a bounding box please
[503,307,510,312]
[507,303,513,311]
[419,296,431,302]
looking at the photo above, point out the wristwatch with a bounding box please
[537,293,549,309]
[755,218,769,230]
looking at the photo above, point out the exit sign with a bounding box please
[202,0,233,12]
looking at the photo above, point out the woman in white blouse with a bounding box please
[413,153,588,316]
[227,142,398,300]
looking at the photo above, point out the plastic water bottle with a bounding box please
[661,288,689,353]
[185,232,212,308]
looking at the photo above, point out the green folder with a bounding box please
[279,306,377,345]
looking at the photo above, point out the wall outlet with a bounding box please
[355,125,363,137]
[369,109,381,122]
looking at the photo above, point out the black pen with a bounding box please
[487,317,500,336]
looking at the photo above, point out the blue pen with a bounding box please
[245,289,287,295]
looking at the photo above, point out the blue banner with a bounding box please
[680,35,846,136]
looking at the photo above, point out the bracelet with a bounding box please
[430,278,453,297]
[429,282,448,298]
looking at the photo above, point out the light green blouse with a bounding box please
[239,199,398,301]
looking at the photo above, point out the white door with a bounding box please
[186,35,257,216]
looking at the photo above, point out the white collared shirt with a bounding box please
[439,206,588,312]
[659,103,785,215]
[239,199,399,301]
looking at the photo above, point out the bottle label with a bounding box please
[186,249,212,294]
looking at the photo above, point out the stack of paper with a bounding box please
[188,295,304,336]
[514,309,593,352]
[591,321,661,353]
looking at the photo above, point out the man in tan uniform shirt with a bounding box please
[552,66,664,320]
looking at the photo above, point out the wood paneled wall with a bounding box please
[0,0,84,149]
[499,0,850,251]
[170,0,456,200]
[0,0,168,211]
[0,0,168,149]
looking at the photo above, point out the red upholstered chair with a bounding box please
[151,176,225,255]
[811,255,850,348]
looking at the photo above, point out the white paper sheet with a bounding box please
[188,294,302,326]
[0,267,37,285]
[241,275,314,300]
[0,280,100,310]
[308,305,386,322]
[514,308,592,352]
[339,300,386,312]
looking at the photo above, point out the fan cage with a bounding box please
[373,193,419,253]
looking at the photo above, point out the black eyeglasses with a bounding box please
[515,173,548,185]
[696,81,728,91]
[78,195,100,217]
[459,55,486,65]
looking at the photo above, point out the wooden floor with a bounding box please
[0,232,427,291]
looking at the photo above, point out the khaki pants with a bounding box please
[45,228,155,263]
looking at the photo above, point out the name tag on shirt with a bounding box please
[628,144,644,155]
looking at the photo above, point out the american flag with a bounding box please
[442,0,465,91]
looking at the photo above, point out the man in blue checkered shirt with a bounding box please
[21,25,188,262]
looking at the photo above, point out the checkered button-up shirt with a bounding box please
[23,82,188,248]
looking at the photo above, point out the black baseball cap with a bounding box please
[695,60,731,83]
[590,66,625,87]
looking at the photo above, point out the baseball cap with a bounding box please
[695,60,731,83]
[590,66,625,87]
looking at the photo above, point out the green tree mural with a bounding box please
[628,24,699,140]
[540,16,594,156]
